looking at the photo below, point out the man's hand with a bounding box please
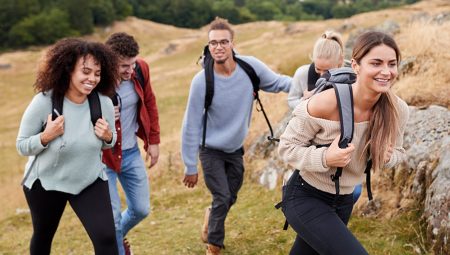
[183,174,198,188]
[145,144,159,168]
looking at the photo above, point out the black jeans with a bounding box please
[283,174,368,255]
[199,147,244,248]
[23,179,118,255]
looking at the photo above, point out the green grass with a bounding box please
[0,171,428,254]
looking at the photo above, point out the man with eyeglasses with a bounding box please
[103,32,160,255]
[181,17,291,255]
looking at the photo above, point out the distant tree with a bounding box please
[332,4,357,18]
[8,8,77,47]
[169,0,213,28]
[0,0,40,47]
[247,0,282,21]
[91,0,116,26]
[301,0,333,19]
[62,0,94,34]
[211,0,242,23]
[112,0,132,20]
[237,7,257,23]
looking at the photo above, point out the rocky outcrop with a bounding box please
[401,106,449,254]
[248,105,450,254]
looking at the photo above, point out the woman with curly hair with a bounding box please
[278,31,409,254]
[16,38,119,254]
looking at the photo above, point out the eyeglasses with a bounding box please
[208,39,230,48]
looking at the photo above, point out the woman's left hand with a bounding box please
[94,117,112,143]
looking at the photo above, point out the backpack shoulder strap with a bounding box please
[234,55,279,142]
[307,62,320,91]
[333,83,354,148]
[234,56,260,96]
[330,83,354,199]
[51,95,64,121]
[87,91,102,127]
[134,59,146,89]
[202,45,215,148]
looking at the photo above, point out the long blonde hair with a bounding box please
[312,31,344,66]
[352,31,401,171]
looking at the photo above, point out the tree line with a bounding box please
[0,0,417,50]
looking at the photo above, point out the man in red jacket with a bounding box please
[104,32,160,255]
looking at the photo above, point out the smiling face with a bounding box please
[118,56,137,81]
[68,55,101,97]
[208,29,234,65]
[352,44,398,94]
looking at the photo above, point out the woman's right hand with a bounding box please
[325,135,355,168]
[40,114,64,146]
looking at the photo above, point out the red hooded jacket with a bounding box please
[102,58,160,172]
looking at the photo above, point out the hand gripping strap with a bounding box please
[330,83,354,199]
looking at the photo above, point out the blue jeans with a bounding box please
[106,145,150,255]
[353,184,362,203]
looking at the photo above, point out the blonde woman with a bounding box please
[278,31,409,254]
[287,31,345,109]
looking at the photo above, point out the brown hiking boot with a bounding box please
[206,244,221,255]
[201,207,211,243]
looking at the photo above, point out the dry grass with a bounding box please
[0,0,449,253]
[395,20,450,108]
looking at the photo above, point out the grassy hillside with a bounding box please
[0,0,448,254]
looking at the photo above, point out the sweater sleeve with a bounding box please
[181,72,206,175]
[139,59,160,145]
[287,65,309,109]
[16,93,50,156]
[278,101,330,172]
[100,95,117,149]
[240,56,291,93]
[384,97,409,169]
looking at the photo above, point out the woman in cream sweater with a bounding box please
[278,31,409,254]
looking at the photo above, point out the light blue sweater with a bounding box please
[181,56,291,175]
[16,91,116,195]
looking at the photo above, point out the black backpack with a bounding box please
[200,45,278,148]
[307,62,321,91]
[275,67,373,230]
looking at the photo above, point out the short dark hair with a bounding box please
[208,17,234,40]
[105,32,139,58]
[35,38,118,101]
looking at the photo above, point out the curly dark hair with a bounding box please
[105,32,139,58]
[35,38,119,102]
[208,17,234,40]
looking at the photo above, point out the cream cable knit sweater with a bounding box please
[278,97,409,194]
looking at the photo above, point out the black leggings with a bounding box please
[283,175,368,255]
[23,179,118,255]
